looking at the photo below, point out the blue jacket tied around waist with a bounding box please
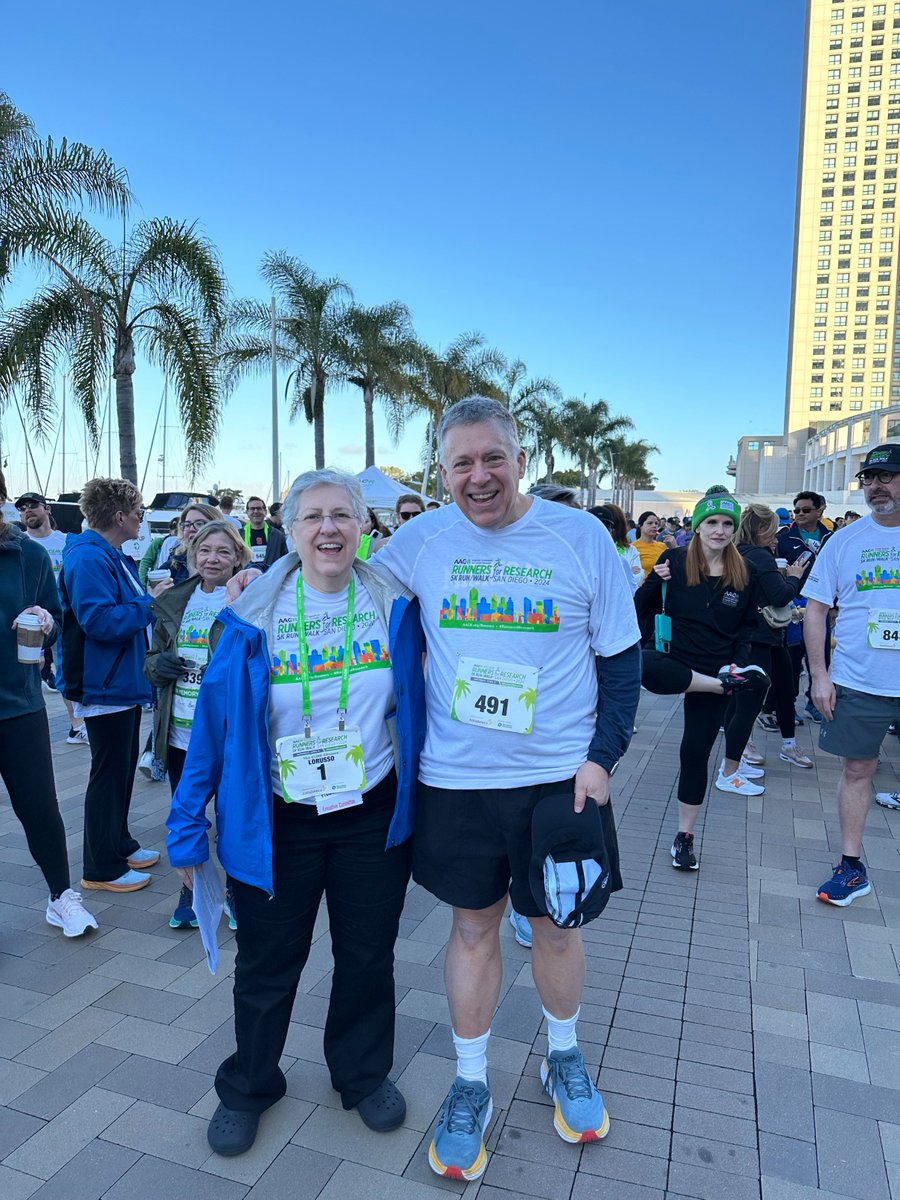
[165,554,426,896]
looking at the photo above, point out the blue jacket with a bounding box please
[166,554,426,895]
[59,529,154,706]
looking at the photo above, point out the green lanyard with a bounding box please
[295,572,356,736]
[244,523,264,546]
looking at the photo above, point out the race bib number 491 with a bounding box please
[450,656,539,734]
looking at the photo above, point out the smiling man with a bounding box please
[374,395,642,1179]
[243,497,287,570]
[803,444,900,907]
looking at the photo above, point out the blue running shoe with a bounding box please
[805,700,824,724]
[170,884,198,929]
[428,1077,493,1180]
[541,1049,610,1143]
[508,909,533,948]
[817,859,872,907]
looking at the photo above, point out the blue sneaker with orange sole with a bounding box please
[541,1049,610,1142]
[428,1077,493,1180]
[817,858,872,906]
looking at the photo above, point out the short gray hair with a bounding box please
[437,395,520,464]
[282,468,367,527]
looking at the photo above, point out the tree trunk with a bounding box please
[420,418,434,498]
[114,325,137,483]
[544,443,553,484]
[588,466,597,509]
[313,371,326,469]
[364,385,375,468]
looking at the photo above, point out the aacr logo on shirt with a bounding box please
[722,590,739,607]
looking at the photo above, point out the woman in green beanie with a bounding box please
[635,488,769,870]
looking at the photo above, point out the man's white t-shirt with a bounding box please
[266,572,396,802]
[169,583,227,750]
[27,528,67,586]
[376,495,640,788]
[802,514,900,696]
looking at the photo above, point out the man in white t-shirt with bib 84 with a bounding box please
[374,396,642,1180]
[803,443,900,907]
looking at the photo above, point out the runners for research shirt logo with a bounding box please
[440,559,560,633]
[854,546,900,591]
[270,608,391,683]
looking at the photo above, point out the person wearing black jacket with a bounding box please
[635,490,768,871]
[243,497,287,570]
[775,490,832,722]
[732,505,812,770]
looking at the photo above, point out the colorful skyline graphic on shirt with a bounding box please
[271,638,391,683]
[438,589,560,632]
[855,564,900,591]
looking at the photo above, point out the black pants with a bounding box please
[82,706,142,882]
[0,709,70,895]
[728,643,795,740]
[167,744,187,795]
[215,770,412,1113]
[642,650,769,806]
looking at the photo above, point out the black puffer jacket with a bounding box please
[737,543,803,647]
[0,527,60,720]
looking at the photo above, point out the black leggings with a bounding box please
[728,643,795,740]
[642,650,769,806]
[0,709,70,895]
[82,706,142,882]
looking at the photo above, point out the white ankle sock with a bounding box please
[783,737,797,748]
[453,1028,490,1083]
[543,1006,579,1054]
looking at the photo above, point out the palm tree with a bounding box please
[0,217,227,483]
[518,395,565,484]
[222,253,350,470]
[450,676,471,720]
[0,91,130,299]
[606,436,658,514]
[341,301,419,468]
[559,397,633,508]
[411,332,505,498]
[488,356,562,469]
[518,685,537,733]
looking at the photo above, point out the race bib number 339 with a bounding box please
[451,656,539,734]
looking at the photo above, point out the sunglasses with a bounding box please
[398,510,419,520]
[857,470,897,485]
[793,506,815,514]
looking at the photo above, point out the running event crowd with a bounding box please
[0,397,898,1181]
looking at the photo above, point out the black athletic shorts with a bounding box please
[413,776,577,916]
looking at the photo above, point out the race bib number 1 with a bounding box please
[451,657,539,734]
[275,727,366,810]
[867,608,900,649]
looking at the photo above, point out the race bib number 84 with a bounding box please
[450,656,539,734]
[867,608,900,649]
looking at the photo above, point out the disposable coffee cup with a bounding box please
[775,558,788,569]
[147,569,170,586]
[16,612,43,664]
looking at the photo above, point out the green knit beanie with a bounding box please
[692,485,741,531]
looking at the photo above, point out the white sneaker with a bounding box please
[875,790,900,809]
[137,750,154,779]
[66,726,88,745]
[46,890,99,937]
[733,757,765,779]
[715,769,765,796]
[780,745,814,769]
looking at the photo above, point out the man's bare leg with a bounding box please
[443,897,507,1036]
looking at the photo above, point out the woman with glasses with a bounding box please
[162,503,220,584]
[145,520,251,928]
[60,479,171,893]
[167,468,426,1155]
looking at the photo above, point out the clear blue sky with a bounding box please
[3,0,807,501]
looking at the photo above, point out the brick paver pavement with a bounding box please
[0,687,898,1199]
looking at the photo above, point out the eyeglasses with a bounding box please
[857,469,898,485]
[182,519,209,530]
[793,507,815,514]
[398,510,420,521]
[246,508,265,516]
[120,508,145,520]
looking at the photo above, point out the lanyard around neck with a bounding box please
[295,572,356,736]
[244,523,265,545]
